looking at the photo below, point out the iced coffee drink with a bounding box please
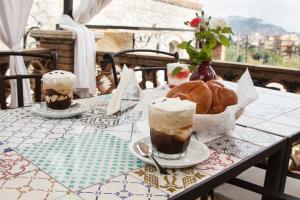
[148,98,196,159]
[42,70,76,110]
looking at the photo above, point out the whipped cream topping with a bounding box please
[149,98,196,135]
[150,98,196,112]
[42,70,76,92]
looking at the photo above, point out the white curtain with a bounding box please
[60,0,112,98]
[0,0,34,107]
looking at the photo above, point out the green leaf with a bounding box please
[207,37,217,49]
[222,27,234,34]
[188,65,196,72]
[172,67,183,76]
[198,50,208,60]
[177,41,188,49]
[196,31,212,39]
[219,35,230,47]
[186,45,199,60]
[202,47,213,58]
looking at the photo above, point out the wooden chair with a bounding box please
[101,49,179,89]
[0,50,57,109]
[0,74,42,109]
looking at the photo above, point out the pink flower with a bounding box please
[190,17,202,27]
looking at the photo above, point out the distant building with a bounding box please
[272,34,298,58]
[254,33,298,59]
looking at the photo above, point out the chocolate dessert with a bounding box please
[42,70,76,110]
[44,89,72,110]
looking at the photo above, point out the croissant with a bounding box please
[167,80,237,114]
[166,81,212,114]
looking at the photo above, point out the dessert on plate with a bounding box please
[42,70,76,110]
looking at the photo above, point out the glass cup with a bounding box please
[167,63,190,88]
[42,70,76,110]
[148,98,196,160]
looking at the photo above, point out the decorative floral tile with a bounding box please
[205,136,262,159]
[0,115,98,149]
[78,174,170,200]
[79,101,137,130]
[18,132,144,191]
[227,126,282,147]
[79,114,121,129]
[129,165,209,195]
[0,151,37,179]
[195,150,241,176]
[0,170,70,200]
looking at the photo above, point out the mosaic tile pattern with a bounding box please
[0,115,98,149]
[0,170,70,200]
[129,165,209,195]
[0,107,34,121]
[79,101,137,130]
[206,136,263,159]
[195,150,241,176]
[0,151,37,179]
[18,132,144,191]
[78,174,170,200]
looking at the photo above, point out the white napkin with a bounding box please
[106,65,141,115]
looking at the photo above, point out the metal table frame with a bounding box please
[168,137,288,200]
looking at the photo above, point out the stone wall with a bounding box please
[1,0,226,60]
[88,0,200,29]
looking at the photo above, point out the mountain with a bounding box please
[226,16,288,36]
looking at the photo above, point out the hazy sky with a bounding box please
[199,0,300,33]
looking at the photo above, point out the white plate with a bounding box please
[32,102,89,118]
[129,136,210,168]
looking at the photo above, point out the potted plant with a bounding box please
[173,11,234,82]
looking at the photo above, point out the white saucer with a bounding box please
[129,136,210,168]
[32,102,89,118]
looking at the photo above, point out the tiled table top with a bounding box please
[0,91,293,200]
[233,85,300,137]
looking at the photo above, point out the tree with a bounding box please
[236,54,244,62]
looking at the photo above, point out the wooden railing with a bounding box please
[212,61,300,93]
[1,49,299,94]
[96,51,300,93]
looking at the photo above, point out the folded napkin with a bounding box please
[106,65,141,115]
